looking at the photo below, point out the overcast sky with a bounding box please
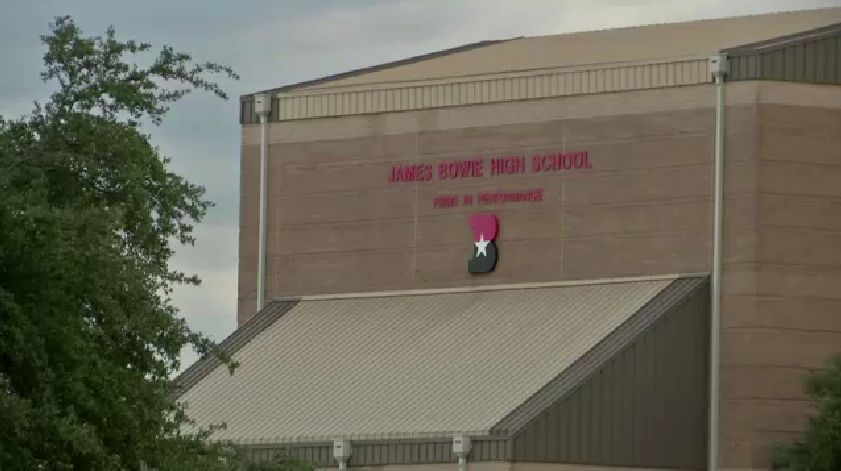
[2,0,839,369]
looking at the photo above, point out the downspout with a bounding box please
[254,94,272,313]
[708,53,728,471]
[453,435,471,471]
[333,439,351,471]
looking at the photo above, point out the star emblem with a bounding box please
[474,233,489,257]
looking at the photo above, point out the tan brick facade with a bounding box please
[717,86,841,469]
[238,81,841,469]
[240,85,721,314]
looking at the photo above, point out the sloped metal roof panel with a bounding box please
[179,277,681,443]
[240,9,841,123]
[727,23,841,85]
[175,300,298,395]
[287,8,841,92]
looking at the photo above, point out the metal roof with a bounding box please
[257,7,841,95]
[253,38,517,96]
[726,22,841,85]
[178,275,702,444]
[240,9,841,123]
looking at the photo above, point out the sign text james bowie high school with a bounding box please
[388,151,591,183]
[387,150,591,209]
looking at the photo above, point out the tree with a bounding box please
[0,16,303,470]
[775,355,841,470]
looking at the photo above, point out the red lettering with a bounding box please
[525,150,590,173]
[491,157,508,176]
[562,153,573,169]
[438,159,484,179]
[458,160,470,178]
[573,152,584,169]
[491,156,525,176]
[433,195,459,209]
[474,159,484,177]
[396,151,588,183]
[476,189,545,205]
[420,164,431,181]
[389,164,433,183]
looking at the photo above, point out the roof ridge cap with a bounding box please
[273,273,709,302]
[521,6,841,41]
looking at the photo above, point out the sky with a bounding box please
[2,0,839,370]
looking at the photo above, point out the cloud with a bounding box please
[170,221,239,370]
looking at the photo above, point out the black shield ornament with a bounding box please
[468,241,498,274]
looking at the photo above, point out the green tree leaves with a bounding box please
[0,16,278,470]
[775,355,841,470]
[41,16,238,124]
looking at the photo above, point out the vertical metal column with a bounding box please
[709,53,728,471]
[255,94,271,313]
